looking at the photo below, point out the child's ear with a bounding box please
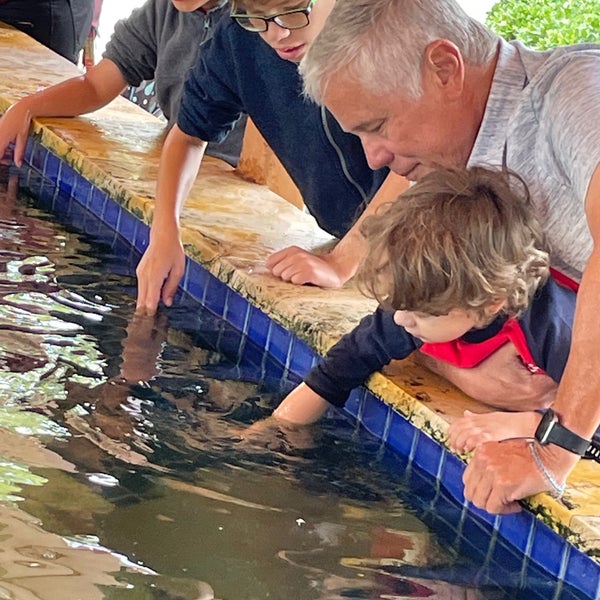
[485,298,506,316]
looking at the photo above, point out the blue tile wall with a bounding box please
[19,138,600,599]
[246,305,272,349]
[286,336,316,377]
[224,287,250,332]
[360,388,392,440]
[343,387,365,420]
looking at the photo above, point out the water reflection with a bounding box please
[0,166,590,600]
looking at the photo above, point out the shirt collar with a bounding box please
[467,40,529,169]
[461,313,508,344]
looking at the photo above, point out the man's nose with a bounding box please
[362,136,393,170]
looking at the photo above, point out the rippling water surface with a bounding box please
[0,167,589,600]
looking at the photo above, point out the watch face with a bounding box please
[535,409,557,445]
[534,408,590,455]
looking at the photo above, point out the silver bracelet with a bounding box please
[529,441,566,498]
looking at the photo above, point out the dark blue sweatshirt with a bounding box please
[177,17,389,238]
[305,277,575,407]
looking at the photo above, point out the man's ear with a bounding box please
[423,39,464,98]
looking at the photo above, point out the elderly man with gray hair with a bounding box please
[299,0,600,514]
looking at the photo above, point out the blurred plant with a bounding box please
[486,0,600,50]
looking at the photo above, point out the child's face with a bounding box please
[235,0,335,62]
[393,308,480,344]
[171,0,218,12]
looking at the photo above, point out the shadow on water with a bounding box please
[0,165,592,599]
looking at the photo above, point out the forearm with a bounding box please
[135,125,207,313]
[151,124,207,235]
[537,167,600,480]
[552,252,600,439]
[553,166,600,442]
[273,383,330,425]
[304,308,416,406]
[12,59,127,119]
[329,171,409,279]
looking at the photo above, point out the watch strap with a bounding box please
[547,423,590,456]
[535,409,590,456]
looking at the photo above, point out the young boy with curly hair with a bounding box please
[272,167,597,467]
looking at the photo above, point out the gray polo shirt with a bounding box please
[468,40,600,282]
[103,0,244,166]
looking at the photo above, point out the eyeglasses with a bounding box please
[231,0,317,33]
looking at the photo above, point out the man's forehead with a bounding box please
[323,74,384,128]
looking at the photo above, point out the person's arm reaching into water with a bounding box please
[273,383,331,425]
[135,124,208,315]
[272,307,418,425]
[266,171,409,287]
[0,59,128,166]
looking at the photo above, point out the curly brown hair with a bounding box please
[357,167,550,321]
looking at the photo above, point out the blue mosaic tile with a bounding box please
[89,185,108,214]
[82,210,104,237]
[522,578,560,600]
[214,328,246,361]
[224,287,250,332]
[261,350,292,385]
[38,179,58,208]
[57,161,78,197]
[101,196,122,231]
[72,173,93,207]
[43,151,61,182]
[412,429,446,481]
[426,489,465,531]
[265,319,292,367]
[530,520,568,578]
[359,390,391,439]
[343,387,364,420]
[563,545,600,600]
[498,511,536,556]
[558,585,595,600]
[85,183,106,217]
[286,336,315,377]
[29,143,46,173]
[116,210,139,247]
[132,220,150,253]
[438,450,466,501]
[52,190,74,218]
[465,497,502,528]
[386,407,419,457]
[183,260,212,304]
[488,533,529,576]
[461,512,495,556]
[23,138,34,164]
[247,306,271,348]
[201,273,228,319]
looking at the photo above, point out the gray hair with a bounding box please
[300,0,499,103]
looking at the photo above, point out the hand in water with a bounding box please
[120,312,169,383]
[135,228,186,315]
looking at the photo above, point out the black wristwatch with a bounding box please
[534,408,590,456]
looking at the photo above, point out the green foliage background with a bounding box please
[486,0,600,49]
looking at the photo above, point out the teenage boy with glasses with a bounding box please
[135,0,402,314]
